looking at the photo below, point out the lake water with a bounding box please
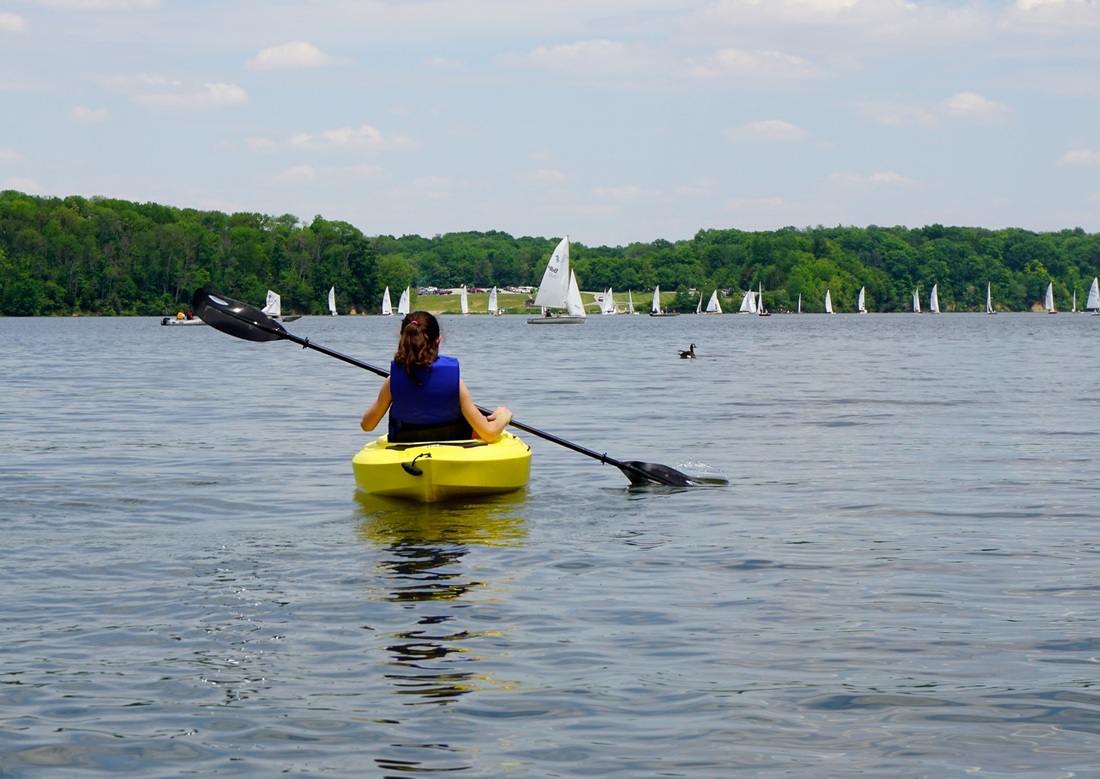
[2,311,1098,777]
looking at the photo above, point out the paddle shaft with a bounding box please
[269,328,655,481]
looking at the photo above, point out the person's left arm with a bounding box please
[459,380,511,442]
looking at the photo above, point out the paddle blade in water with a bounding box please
[193,288,287,342]
[618,460,697,487]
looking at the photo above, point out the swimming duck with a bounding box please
[678,343,696,359]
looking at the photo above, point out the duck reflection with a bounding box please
[356,492,527,705]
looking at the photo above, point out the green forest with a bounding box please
[2,189,1099,316]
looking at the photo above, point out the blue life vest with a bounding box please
[388,356,465,439]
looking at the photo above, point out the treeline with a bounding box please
[2,189,1099,316]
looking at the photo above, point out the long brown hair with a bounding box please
[394,311,440,381]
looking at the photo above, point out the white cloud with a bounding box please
[33,0,158,8]
[276,165,317,182]
[72,106,109,122]
[0,12,28,32]
[687,47,821,81]
[831,170,917,188]
[523,169,568,183]
[939,91,1008,122]
[727,119,809,141]
[289,124,415,151]
[1063,149,1100,165]
[247,41,331,71]
[134,82,248,109]
[592,185,645,199]
[725,196,786,210]
[2,177,43,193]
[245,137,278,153]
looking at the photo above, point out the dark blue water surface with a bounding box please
[2,312,1098,777]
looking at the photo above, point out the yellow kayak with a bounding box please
[351,432,531,502]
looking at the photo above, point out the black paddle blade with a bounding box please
[618,460,697,487]
[193,288,287,342]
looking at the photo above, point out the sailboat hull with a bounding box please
[526,315,586,324]
[352,432,531,502]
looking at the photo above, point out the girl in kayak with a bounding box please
[360,311,512,443]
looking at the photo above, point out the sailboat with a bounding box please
[930,284,940,313]
[601,288,618,315]
[1045,282,1056,314]
[758,282,770,316]
[527,236,586,324]
[738,289,757,314]
[460,285,469,315]
[824,289,833,314]
[397,286,411,316]
[650,285,678,317]
[695,293,702,314]
[986,282,996,315]
[627,290,636,314]
[705,289,721,314]
[1072,290,1077,313]
[488,286,502,315]
[328,286,338,316]
[381,287,393,316]
[797,293,801,314]
[1087,277,1100,315]
[912,288,921,314]
[857,286,867,314]
[261,290,301,322]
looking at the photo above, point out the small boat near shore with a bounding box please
[352,432,532,502]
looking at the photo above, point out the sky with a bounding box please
[2,0,1099,247]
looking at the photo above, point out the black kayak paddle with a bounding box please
[193,288,697,487]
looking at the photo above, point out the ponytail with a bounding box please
[394,311,440,383]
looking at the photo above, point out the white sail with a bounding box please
[328,286,337,316]
[602,288,617,315]
[397,286,410,316]
[1072,290,1077,313]
[1045,282,1055,313]
[986,282,995,315]
[696,294,702,314]
[706,290,721,314]
[739,290,757,314]
[930,284,940,313]
[533,236,571,309]
[381,287,393,316]
[858,286,866,314]
[824,289,833,314]
[797,293,801,314]
[1087,277,1100,311]
[488,286,499,314]
[460,285,469,315]
[565,270,586,317]
[913,288,921,314]
[627,290,635,314]
[651,286,661,314]
[261,290,281,318]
